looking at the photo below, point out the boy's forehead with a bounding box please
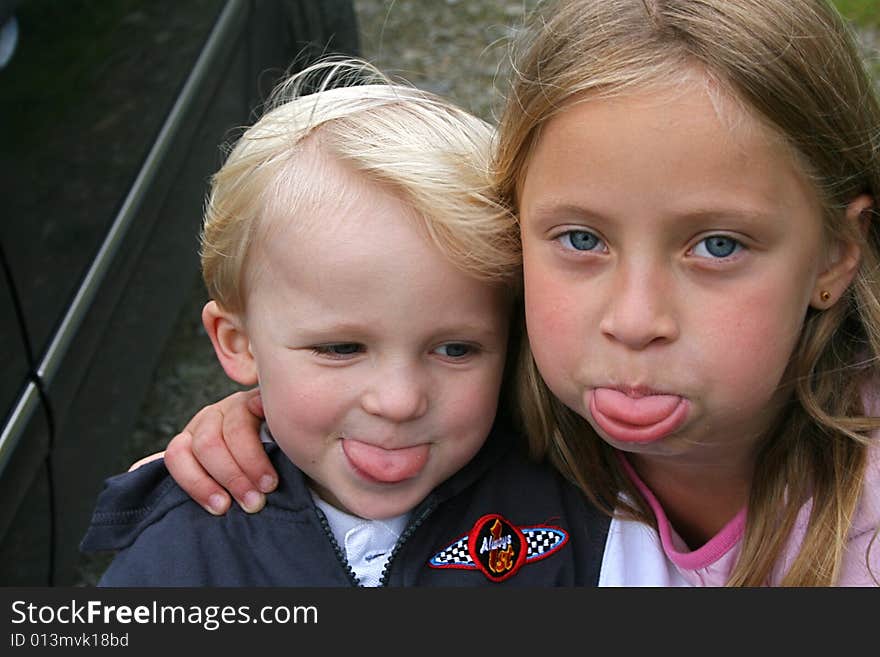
[260,145,410,239]
[244,164,510,328]
[246,152,427,287]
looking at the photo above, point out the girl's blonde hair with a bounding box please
[496,0,880,585]
[202,58,520,314]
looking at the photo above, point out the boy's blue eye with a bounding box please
[693,235,742,259]
[434,343,473,358]
[560,230,603,251]
[313,343,363,358]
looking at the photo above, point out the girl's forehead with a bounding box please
[520,69,797,187]
[517,73,823,228]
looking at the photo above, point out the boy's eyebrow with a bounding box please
[294,319,507,341]
[293,321,373,337]
[427,321,508,339]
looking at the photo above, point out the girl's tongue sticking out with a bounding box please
[588,388,689,444]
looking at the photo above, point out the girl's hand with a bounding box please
[128,452,165,470]
[162,388,277,515]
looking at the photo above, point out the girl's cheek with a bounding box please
[523,252,585,336]
[524,265,584,393]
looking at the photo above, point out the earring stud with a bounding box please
[820,290,831,302]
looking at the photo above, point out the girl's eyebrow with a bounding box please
[675,206,776,222]
[524,202,600,224]
[526,201,775,226]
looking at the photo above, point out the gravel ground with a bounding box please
[353,0,540,122]
[76,0,878,585]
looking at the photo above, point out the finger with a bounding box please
[164,430,232,515]
[189,405,267,513]
[245,389,265,419]
[222,391,278,494]
[128,451,165,472]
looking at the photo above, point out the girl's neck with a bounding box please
[627,451,754,549]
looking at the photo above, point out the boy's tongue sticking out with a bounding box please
[342,439,430,483]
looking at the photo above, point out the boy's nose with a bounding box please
[598,263,679,350]
[360,365,429,422]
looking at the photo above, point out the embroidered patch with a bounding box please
[428,513,569,582]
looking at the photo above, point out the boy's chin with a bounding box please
[312,480,424,521]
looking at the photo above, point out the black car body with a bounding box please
[0,0,359,585]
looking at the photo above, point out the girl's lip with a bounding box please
[586,387,690,444]
[607,384,669,398]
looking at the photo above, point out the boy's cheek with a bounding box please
[257,364,341,431]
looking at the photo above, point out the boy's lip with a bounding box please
[586,386,689,444]
[341,438,430,484]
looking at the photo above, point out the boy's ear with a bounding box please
[202,301,258,385]
[811,194,873,309]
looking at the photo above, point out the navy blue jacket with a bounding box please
[80,425,610,586]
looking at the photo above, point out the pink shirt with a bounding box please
[598,443,880,587]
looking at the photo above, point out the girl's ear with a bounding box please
[811,194,873,309]
[201,300,258,385]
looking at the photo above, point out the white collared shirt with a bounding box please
[312,493,410,587]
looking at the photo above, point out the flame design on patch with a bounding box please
[428,513,569,582]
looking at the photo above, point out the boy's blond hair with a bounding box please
[201,58,520,315]
[495,0,880,586]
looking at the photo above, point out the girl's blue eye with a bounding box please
[561,230,603,251]
[434,343,473,359]
[313,343,364,358]
[693,235,742,259]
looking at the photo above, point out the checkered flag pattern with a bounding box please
[429,527,567,567]
[522,527,566,560]
[429,536,472,567]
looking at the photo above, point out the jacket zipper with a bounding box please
[377,502,437,587]
[313,506,362,587]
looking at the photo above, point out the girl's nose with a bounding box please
[598,263,679,350]
[360,364,429,422]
